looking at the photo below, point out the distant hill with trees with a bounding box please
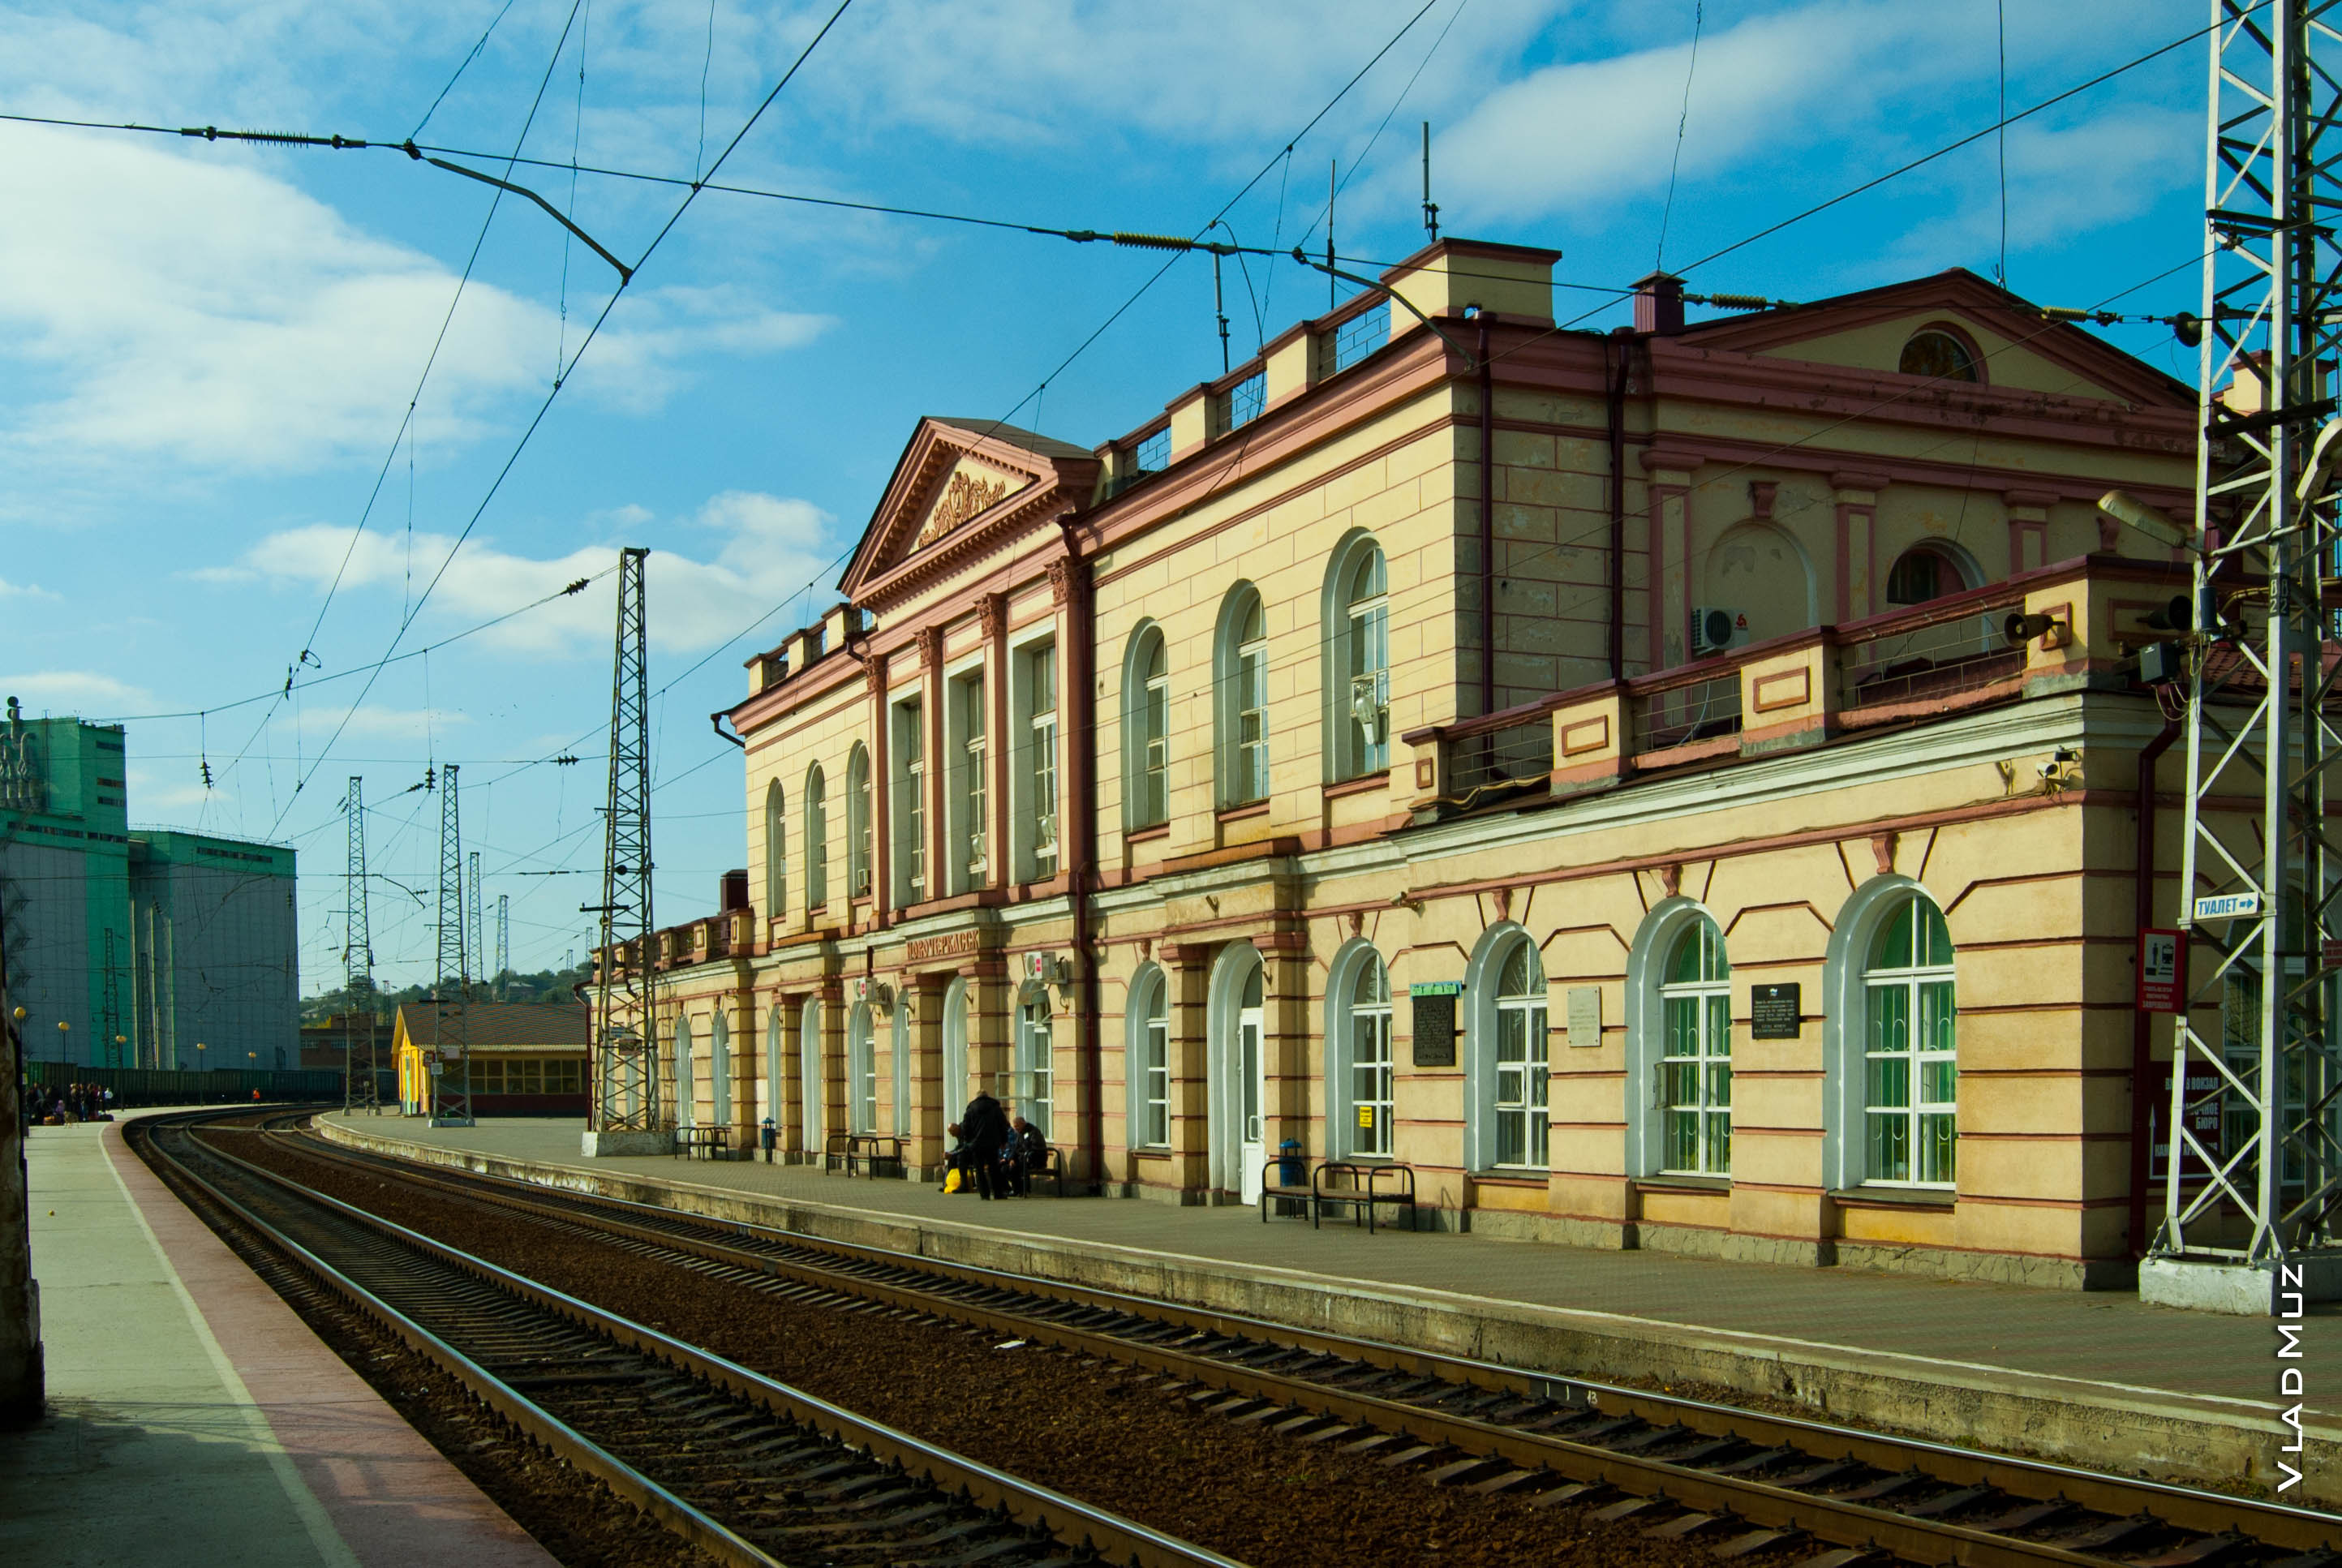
[301,961,591,1023]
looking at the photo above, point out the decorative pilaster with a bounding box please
[1831,470,1890,622]
[1639,448,1704,669]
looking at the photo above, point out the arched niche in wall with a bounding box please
[1701,521,1816,643]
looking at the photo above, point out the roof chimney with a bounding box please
[721,868,749,913]
[1633,271,1686,335]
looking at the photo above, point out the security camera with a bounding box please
[2036,758,2061,780]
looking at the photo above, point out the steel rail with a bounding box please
[142,1112,1250,1568]
[284,1124,2342,1562]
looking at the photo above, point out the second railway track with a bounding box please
[134,1109,1246,1568]
[273,1118,2342,1568]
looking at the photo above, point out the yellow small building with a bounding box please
[395,1001,589,1116]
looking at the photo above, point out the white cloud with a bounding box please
[0,128,829,474]
[0,578,58,599]
[222,488,836,659]
[0,669,154,715]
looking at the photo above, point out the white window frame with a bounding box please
[846,743,873,901]
[892,697,925,905]
[1862,894,1957,1188]
[1656,916,1731,1177]
[948,670,987,891]
[798,999,824,1153]
[1011,636,1059,882]
[1323,533,1390,782]
[674,1015,696,1128]
[710,1009,732,1128]
[1015,987,1054,1138]
[763,780,786,916]
[942,975,971,1119]
[848,1003,877,1135]
[1468,929,1549,1172]
[803,764,828,911]
[1215,584,1270,807]
[1123,623,1170,830]
[1330,943,1394,1159]
[891,994,911,1136]
[1128,964,1170,1149]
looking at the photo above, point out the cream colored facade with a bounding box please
[595,240,2211,1290]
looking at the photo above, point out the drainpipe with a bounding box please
[1056,516,1103,1195]
[2129,714,2181,1257]
[1476,314,1495,719]
[1605,330,1631,681]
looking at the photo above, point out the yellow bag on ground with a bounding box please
[943,1166,963,1192]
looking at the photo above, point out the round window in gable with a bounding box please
[1898,329,1979,382]
[1884,545,1974,606]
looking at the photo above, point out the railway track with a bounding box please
[281,1119,2342,1568]
[131,1109,1246,1568]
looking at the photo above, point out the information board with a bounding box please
[2137,929,2186,1013]
[1567,986,1602,1048]
[1749,983,1802,1040]
[1410,981,1459,1068]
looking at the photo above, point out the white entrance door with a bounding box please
[1237,988,1265,1204]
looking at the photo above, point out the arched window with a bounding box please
[804,766,828,910]
[1128,965,1169,1148]
[674,1015,696,1128]
[1864,893,1957,1186]
[1884,544,1978,607]
[1657,916,1731,1176]
[890,994,911,1134]
[763,1006,782,1131]
[1124,624,1170,829]
[1325,535,1390,780]
[1489,939,1549,1169]
[763,780,786,916]
[710,1009,732,1128]
[1215,584,1270,806]
[1898,329,1979,382]
[1333,948,1394,1158]
[848,1003,877,1134]
[846,744,872,900]
[1016,988,1054,1138]
[942,976,971,1120]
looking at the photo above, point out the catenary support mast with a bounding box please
[466,850,483,1000]
[343,776,376,1113]
[432,764,474,1127]
[2149,0,2342,1308]
[495,893,509,1001]
[591,548,658,1141]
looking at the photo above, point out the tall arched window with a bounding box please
[1128,965,1169,1148]
[1215,584,1270,806]
[763,1006,781,1131]
[804,765,828,910]
[798,999,824,1152]
[763,780,786,916]
[674,1015,696,1128]
[1492,940,1548,1169]
[1124,623,1170,829]
[1865,894,1957,1186]
[710,1009,732,1128]
[848,1003,877,1134]
[846,744,872,900]
[891,994,911,1134]
[942,976,971,1120]
[1658,916,1731,1176]
[1325,535,1390,780]
[1337,950,1394,1158]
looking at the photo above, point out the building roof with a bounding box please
[922,418,1094,462]
[396,1000,588,1050]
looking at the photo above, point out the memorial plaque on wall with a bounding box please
[1566,986,1602,1048]
[1410,981,1461,1067]
[1749,982,1802,1040]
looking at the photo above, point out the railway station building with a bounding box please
[595,238,2208,1290]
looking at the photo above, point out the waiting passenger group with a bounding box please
[943,1087,1050,1199]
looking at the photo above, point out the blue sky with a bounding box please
[0,0,2207,996]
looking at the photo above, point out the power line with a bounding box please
[411,0,526,140]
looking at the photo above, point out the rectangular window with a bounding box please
[1866,977,1955,1185]
[1144,1016,1169,1146]
[955,674,987,888]
[1235,630,1269,804]
[1223,370,1266,432]
[1332,300,1391,373]
[1353,1007,1394,1158]
[1142,664,1169,826]
[1493,1000,1549,1167]
[1347,604,1389,776]
[894,699,925,904]
[475,1059,504,1095]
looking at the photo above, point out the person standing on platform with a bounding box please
[956,1088,1010,1201]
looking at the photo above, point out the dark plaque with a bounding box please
[1411,986,1458,1068]
[1749,983,1802,1040]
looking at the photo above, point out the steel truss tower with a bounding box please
[343,777,377,1114]
[466,851,483,1001]
[432,764,474,1127]
[495,894,509,1001]
[592,547,659,1135]
[2152,0,2342,1297]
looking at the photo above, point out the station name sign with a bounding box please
[905,930,982,962]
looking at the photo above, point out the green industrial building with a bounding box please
[0,698,297,1071]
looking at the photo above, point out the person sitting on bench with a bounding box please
[1008,1115,1049,1195]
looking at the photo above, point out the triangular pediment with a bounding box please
[840,418,1101,604]
[1675,270,2192,410]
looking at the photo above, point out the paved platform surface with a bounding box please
[0,1110,556,1568]
[321,1111,2307,1413]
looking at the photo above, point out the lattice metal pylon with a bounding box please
[432,763,474,1127]
[592,547,659,1133]
[495,893,509,1002]
[344,777,377,1114]
[466,850,483,1002]
[2152,0,2342,1287]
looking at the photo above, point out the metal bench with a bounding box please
[1312,1160,1417,1233]
[1014,1145,1065,1197]
[1258,1155,1317,1223]
[675,1125,730,1161]
[824,1132,905,1178]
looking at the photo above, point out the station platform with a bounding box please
[316,1110,2330,1506]
[0,1110,556,1568]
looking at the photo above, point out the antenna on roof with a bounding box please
[1422,122,1439,243]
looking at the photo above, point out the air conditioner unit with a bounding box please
[967,829,987,874]
[1349,673,1389,747]
[852,869,873,899]
[870,982,896,1011]
[1690,606,1749,659]
[1033,813,1057,853]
